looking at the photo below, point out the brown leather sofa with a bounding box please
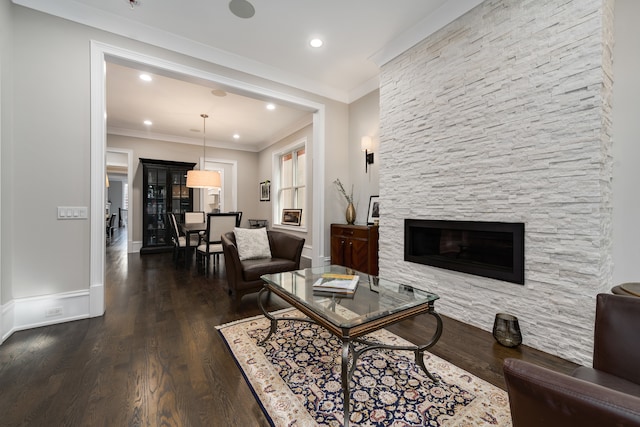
[221,230,304,303]
[503,293,640,427]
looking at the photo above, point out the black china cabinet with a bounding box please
[140,158,196,254]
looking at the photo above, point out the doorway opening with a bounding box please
[106,148,133,254]
[91,41,326,317]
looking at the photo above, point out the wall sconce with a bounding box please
[361,136,374,173]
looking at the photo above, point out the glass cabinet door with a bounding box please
[171,169,192,225]
[145,167,167,246]
[140,159,195,253]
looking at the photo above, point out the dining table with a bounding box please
[180,222,206,268]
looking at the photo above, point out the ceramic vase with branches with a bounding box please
[334,179,355,224]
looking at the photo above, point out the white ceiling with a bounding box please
[14,0,483,151]
[105,61,314,151]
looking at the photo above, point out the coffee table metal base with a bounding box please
[257,287,443,426]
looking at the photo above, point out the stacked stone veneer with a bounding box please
[379,0,613,365]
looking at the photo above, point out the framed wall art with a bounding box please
[260,181,270,201]
[281,209,302,226]
[367,195,380,225]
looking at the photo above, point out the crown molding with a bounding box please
[12,0,350,103]
[107,127,260,152]
[259,115,314,152]
[370,0,484,67]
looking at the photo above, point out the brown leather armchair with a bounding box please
[221,230,305,303]
[503,293,640,427]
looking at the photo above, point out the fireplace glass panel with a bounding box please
[405,220,524,284]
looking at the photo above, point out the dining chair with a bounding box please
[196,213,238,275]
[185,211,206,242]
[184,211,205,224]
[106,214,117,243]
[167,213,183,266]
[167,212,199,267]
[229,211,243,227]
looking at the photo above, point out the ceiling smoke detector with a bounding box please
[229,0,255,19]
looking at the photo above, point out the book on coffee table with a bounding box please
[313,273,359,294]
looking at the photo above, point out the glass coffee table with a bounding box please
[260,265,442,427]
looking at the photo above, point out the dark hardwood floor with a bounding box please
[0,227,578,426]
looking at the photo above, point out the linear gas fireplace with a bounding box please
[404,219,525,284]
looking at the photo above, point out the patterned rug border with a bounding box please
[216,307,302,427]
[217,310,512,427]
[215,307,297,330]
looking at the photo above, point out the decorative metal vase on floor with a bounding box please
[345,202,356,224]
[492,313,522,347]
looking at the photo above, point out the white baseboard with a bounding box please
[1,301,15,342]
[132,240,142,253]
[89,283,105,317]
[1,290,91,342]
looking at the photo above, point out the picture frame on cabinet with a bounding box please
[367,196,380,225]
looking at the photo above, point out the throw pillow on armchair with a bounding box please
[233,227,272,260]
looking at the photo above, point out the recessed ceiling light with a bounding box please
[233,134,240,140]
[309,38,323,48]
[266,103,276,110]
[139,73,152,82]
[211,89,227,97]
[143,120,152,126]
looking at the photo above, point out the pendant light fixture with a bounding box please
[186,114,221,188]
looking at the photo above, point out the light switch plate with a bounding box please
[57,206,88,220]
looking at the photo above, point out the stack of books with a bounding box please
[313,273,359,296]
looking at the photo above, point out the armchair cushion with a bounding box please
[233,227,272,260]
[572,366,640,398]
[241,258,299,282]
[221,230,305,303]
[503,294,640,427]
[504,358,640,427]
[592,293,640,385]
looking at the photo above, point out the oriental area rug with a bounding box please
[217,309,512,427]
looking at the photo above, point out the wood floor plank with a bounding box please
[0,228,577,426]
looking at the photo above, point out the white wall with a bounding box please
[11,7,92,299]
[379,0,614,365]
[0,0,12,328]
[0,0,13,343]
[320,100,351,261]
[612,0,640,285]
[349,90,380,224]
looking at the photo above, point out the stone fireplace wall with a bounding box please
[378,0,613,364]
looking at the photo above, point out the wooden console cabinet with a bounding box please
[330,224,379,275]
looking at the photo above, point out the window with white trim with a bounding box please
[274,140,306,227]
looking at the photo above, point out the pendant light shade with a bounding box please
[186,169,221,188]
[187,113,221,188]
